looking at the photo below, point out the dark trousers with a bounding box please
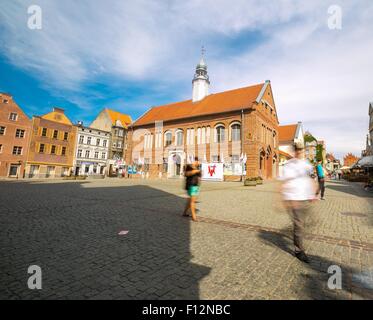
[318,178,325,198]
[290,202,308,253]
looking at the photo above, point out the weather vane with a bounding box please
[201,45,206,57]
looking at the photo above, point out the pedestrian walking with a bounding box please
[337,169,342,180]
[280,146,317,263]
[315,160,326,200]
[182,157,201,222]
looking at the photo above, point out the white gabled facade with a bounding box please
[279,122,305,158]
[73,124,111,176]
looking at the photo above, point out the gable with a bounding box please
[0,98,31,124]
[90,109,113,132]
[255,81,279,124]
[41,110,72,125]
[106,109,132,128]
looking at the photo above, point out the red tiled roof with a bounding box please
[279,124,297,142]
[133,83,265,126]
[106,109,132,128]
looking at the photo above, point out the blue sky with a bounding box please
[1,0,372,160]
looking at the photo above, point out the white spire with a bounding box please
[192,46,210,102]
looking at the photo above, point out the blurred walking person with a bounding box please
[182,157,201,222]
[280,146,317,263]
[316,160,326,200]
[337,168,342,180]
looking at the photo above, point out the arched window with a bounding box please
[197,128,201,144]
[215,124,225,143]
[164,131,172,147]
[176,130,183,146]
[206,126,210,144]
[230,122,241,141]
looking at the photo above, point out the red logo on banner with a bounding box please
[208,165,216,177]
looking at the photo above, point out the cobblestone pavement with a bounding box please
[0,178,372,299]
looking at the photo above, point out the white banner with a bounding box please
[223,163,243,176]
[201,163,224,181]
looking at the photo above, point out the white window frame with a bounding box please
[9,113,18,121]
[176,129,183,146]
[230,122,241,142]
[214,124,225,143]
[164,131,172,147]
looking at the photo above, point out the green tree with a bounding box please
[316,144,324,163]
[304,133,317,144]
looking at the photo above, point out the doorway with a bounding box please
[8,164,19,177]
[168,152,184,178]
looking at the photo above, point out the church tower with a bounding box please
[192,48,210,102]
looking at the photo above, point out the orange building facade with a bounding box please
[0,93,32,178]
[25,107,77,178]
[126,59,279,181]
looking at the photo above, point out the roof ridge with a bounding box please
[151,82,265,110]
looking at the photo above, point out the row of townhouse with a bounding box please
[4,55,329,181]
[0,93,131,179]
[1,55,282,181]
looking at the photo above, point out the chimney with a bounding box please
[53,107,64,113]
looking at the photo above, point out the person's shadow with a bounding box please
[258,227,373,300]
[0,181,211,300]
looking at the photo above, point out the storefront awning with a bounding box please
[353,156,373,168]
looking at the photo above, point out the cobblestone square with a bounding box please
[1,178,373,299]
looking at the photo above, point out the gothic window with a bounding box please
[165,131,172,147]
[176,130,183,146]
[215,124,225,143]
[230,123,241,141]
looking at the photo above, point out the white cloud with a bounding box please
[0,0,372,159]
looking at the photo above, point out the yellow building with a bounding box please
[25,107,77,178]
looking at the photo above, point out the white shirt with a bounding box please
[280,158,315,201]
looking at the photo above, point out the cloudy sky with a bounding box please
[0,0,372,160]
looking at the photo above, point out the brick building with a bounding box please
[0,93,32,178]
[278,122,304,176]
[90,108,132,176]
[25,107,77,178]
[126,56,279,181]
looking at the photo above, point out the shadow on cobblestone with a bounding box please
[258,228,373,300]
[0,181,211,300]
[326,180,373,199]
